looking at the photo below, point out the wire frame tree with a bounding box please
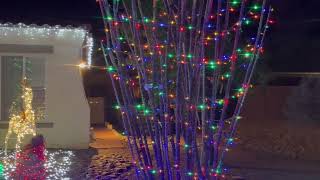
[98,0,273,179]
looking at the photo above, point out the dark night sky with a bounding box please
[0,0,320,72]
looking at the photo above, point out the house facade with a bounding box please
[0,23,93,149]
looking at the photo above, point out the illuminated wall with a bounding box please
[0,23,92,149]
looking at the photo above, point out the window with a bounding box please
[1,56,46,121]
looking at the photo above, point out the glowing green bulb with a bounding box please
[209,65,216,69]
[208,61,217,70]
[244,19,251,25]
[0,163,3,176]
[225,73,231,78]
[168,53,174,58]
[187,172,193,176]
[218,99,224,105]
[159,91,164,96]
[228,138,234,143]
[106,16,113,21]
[144,109,150,115]
[187,25,193,30]
[187,54,193,59]
[162,64,167,68]
[209,61,216,66]
[236,48,242,52]
[238,88,244,93]
[118,36,125,41]
[244,52,252,58]
[184,144,189,148]
[151,170,157,174]
[231,0,240,6]
[107,66,116,72]
[252,4,260,10]
[198,104,206,110]
[114,105,120,110]
[136,104,144,110]
[211,126,217,130]
[144,18,150,23]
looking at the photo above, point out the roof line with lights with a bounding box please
[0,22,93,66]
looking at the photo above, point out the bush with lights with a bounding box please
[97,0,273,179]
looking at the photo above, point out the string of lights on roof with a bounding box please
[0,23,93,66]
[0,23,87,39]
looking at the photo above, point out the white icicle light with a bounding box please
[86,36,94,66]
[0,23,86,39]
[0,23,93,66]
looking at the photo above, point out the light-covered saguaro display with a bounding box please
[4,77,36,155]
[98,0,273,179]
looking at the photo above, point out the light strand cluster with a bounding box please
[86,36,94,67]
[0,23,86,39]
[98,0,273,179]
[4,78,36,155]
[45,150,74,179]
[0,150,74,180]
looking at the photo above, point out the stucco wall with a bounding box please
[240,86,292,125]
[238,85,320,160]
[0,26,90,149]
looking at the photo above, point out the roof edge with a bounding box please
[0,22,89,31]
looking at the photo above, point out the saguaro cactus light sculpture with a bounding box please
[4,77,37,155]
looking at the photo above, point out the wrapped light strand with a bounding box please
[97,0,273,179]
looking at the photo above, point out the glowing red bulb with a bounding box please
[135,23,142,30]
[230,54,237,62]
[224,99,229,105]
[113,21,119,26]
[268,20,275,24]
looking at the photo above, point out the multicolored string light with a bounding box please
[97,0,273,179]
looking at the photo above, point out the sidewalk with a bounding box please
[87,128,134,179]
[88,129,320,179]
[89,128,127,149]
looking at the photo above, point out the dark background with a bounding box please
[1,0,320,72]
